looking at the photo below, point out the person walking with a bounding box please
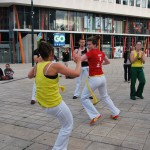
[130,40,146,100]
[123,47,131,82]
[80,35,120,125]
[73,39,89,99]
[28,41,81,150]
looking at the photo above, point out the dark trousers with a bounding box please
[130,67,146,97]
[124,64,131,81]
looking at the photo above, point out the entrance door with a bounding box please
[0,48,10,63]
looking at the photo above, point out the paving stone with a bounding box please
[0,124,43,140]
[122,141,144,150]
[0,59,150,150]
[25,143,50,150]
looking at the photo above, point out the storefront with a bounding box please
[0,5,150,63]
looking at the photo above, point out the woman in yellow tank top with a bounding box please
[28,42,81,150]
[130,40,146,100]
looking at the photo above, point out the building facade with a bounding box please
[0,0,150,63]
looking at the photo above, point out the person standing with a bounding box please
[130,40,146,100]
[123,47,131,82]
[28,42,81,150]
[80,35,120,125]
[62,47,70,67]
[73,39,89,99]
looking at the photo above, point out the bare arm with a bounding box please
[46,51,81,77]
[103,55,110,65]
[130,51,138,63]
[28,66,36,79]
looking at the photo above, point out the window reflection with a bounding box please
[56,10,68,31]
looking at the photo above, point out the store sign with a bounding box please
[54,33,65,46]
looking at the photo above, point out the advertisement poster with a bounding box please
[114,46,123,58]
[95,17,101,29]
[54,33,65,47]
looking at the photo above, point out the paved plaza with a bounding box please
[0,58,150,150]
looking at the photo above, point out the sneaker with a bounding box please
[72,96,78,99]
[31,100,36,104]
[110,115,119,120]
[136,95,144,99]
[130,96,136,100]
[90,115,101,125]
[128,80,131,83]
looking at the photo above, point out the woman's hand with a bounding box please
[73,49,81,63]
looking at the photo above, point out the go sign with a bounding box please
[54,33,65,46]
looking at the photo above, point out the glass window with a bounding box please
[68,11,76,31]
[128,18,148,34]
[87,13,95,32]
[116,0,121,4]
[142,0,146,8]
[114,17,123,33]
[16,6,24,29]
[39,8,48,30]
[0,8,9,29]
[148,0,150,8]
[34,7,39,29]
[76,12,88,32]
[56,10,68,31]
[129,0,134,6]
[123,0,128,5]
[49,9,56,30]
[102,16,112,33]
[95,14,102,32]
[136,0,140,7]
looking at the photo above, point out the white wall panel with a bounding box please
[0,0,150,18]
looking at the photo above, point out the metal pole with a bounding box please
[31,0,34,66]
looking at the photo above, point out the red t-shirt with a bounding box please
[86,49,105,76]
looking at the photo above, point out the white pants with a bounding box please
[46,101,73,150]
[81,75,120,119]
[31,80,36,101]
[74,67,88,97]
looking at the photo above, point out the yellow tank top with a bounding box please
[35,61,62,108]
[131,50,143,67]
